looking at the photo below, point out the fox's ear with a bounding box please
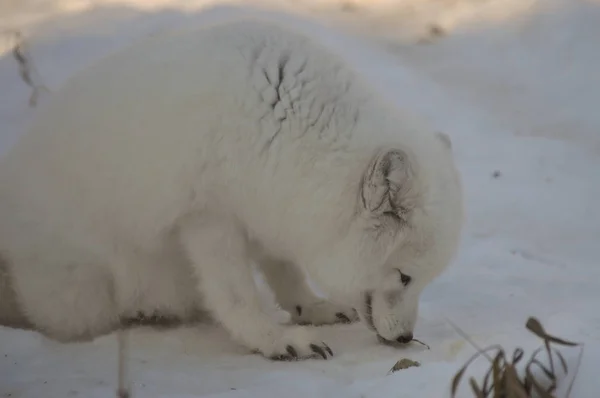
[360,149,416,219]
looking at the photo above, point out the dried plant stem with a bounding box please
[565,344,584,398]
[117,328,131,398]
[445,316,495,362]
[447,316,583,398]
[412,338,430,350]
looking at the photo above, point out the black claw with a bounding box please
[323,343,333,357]
[295,305,303,316]
[310,344,328,359]
[270,354,292,361]
[335,312,351,323]
[286,345,298,359]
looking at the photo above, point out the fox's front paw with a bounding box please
[251,325,334,361]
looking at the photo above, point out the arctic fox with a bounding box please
[0,15,463,360]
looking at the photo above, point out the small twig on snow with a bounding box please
[3,29,50,106]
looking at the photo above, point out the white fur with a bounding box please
[0,15,463,359]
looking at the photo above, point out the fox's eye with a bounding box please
[397,270,412,286]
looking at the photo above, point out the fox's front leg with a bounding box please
[179,218,333,360]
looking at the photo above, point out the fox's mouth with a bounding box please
[362,292,416,346]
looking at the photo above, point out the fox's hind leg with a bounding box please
[9,251,119,342]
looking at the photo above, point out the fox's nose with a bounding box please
[395,332,413,344]
[376,332,414,346]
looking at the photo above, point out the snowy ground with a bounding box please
[1,0,600,397]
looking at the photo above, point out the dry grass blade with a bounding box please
[480,350,507,396]
[469,377,486,398]
[566,344,585,398]
[525,317,579,347]
[451,358,473,396]
[525,366,554,398]
[491,362,501,396]
[504,365,529,398]
[512,348,525,363]
[489,351,504,396]
[480,359,493,394]
[554,349,568,374]
[529,358,557,383]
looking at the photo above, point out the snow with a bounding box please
[1,0,600,397]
